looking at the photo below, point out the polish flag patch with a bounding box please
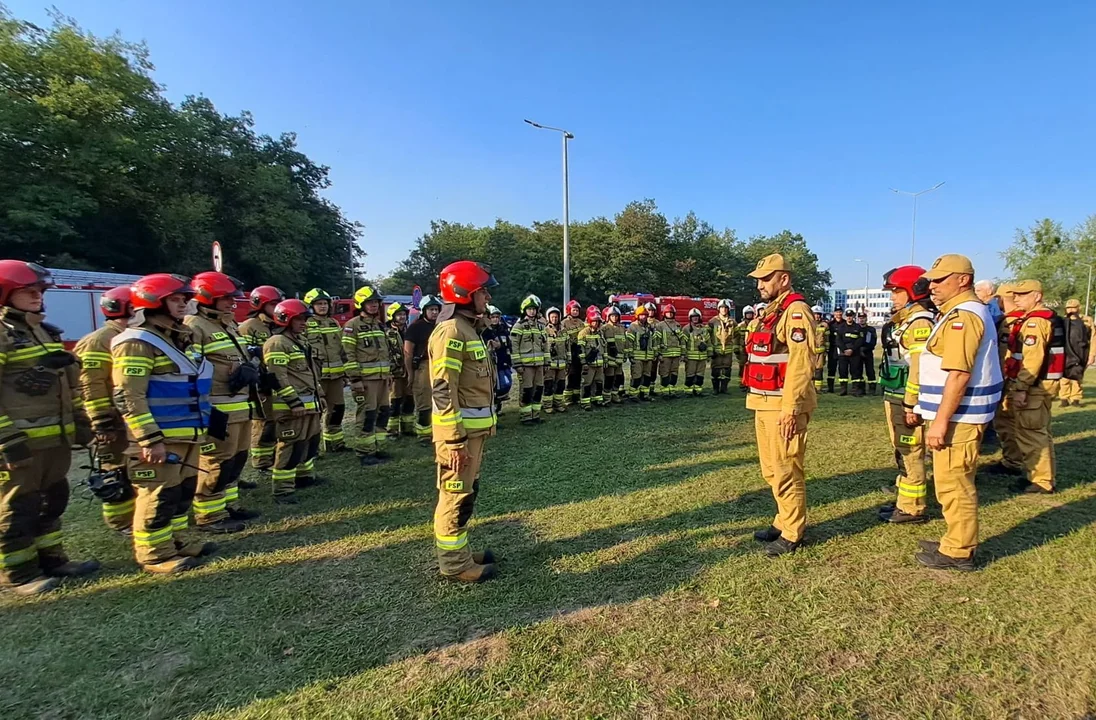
[791,312,803,320]
[951,322,964,330]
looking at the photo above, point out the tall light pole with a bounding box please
[854,258,869,318]
[1085,262,1094,319]
[525,119,574,307]
[891,181,946,264]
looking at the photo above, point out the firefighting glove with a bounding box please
[585,347,599,364]
[1,435,34,469]
[698,342,707,352]
[228,363,261,394]
[608,344,618,358]
[639,335,649,351]
[74,419,94,448]
[571,345,581,364]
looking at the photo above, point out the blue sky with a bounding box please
[11,1,1096,290]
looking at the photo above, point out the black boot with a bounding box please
[826,377,835,394]
[868,382,877,396]
[839,381,848,396]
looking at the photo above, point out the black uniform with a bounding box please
[832,318,863,394]
[483,320,513,413]
[1064,314,1091,383]
[826,314,844,392]
[860,321,878,395]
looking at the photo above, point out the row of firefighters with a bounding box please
[1,249,1093,593]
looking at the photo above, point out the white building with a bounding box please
[824,288,890,325]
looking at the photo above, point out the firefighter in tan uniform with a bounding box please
[743,254,818,556]
[0,261,99,596]
[303,288,348,451]
[404,295,441,441]
[875,266,935,525]
[602,306,627,403]
[735,306,755,391]
[510,295,548,424]
[185,272,261,532]
[985,284,1026,479]
[683,308,711,396]
[238,285,284,471]
[263,299,323,502]
[543,307,569,413]
[113,274,216,574]
[430,261,500,583]
[577,306,607,410]
[708,300,736,394]
[343,285,392,466]
[74,286,135,533]
[625,303,657,401]
[1002,280,1062,494]
[810,305,828,391]
[561,300,585,406]
[914,255,1003,571]
[385,301,415,437]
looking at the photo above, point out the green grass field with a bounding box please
[3,372,1096,719]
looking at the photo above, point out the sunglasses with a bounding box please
[928,274,954,285]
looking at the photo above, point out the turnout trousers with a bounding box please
[433,434,486,576]
[194,420,250,525]
[0,449,73,586]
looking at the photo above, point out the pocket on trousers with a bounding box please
[1016,405,1048,431]
[276,420,301,442]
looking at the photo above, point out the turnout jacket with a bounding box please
[184,307,254,424]
[305,314,347,380]
[263,331,322,419]
[342,313,390,383]
[74,319,126,433]
[429,305,497,448]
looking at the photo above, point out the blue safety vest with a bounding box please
[112,328,214,433]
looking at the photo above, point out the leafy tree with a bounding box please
[1001,218,1094,307]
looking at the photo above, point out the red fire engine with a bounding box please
[609,293,731,325]
[44,268,142,348]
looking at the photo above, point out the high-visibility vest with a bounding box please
[879,309,935,399]
[915,301,1002,424]
[1004,309,1065,382]
[112,328,214,434]
[743,293,806,396]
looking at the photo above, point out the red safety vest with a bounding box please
[743,293,806,395]
[1005,309,1065,381]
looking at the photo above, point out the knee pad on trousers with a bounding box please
[643,376,652,388]
[894,449,907,476]
[533,385,544,402]
[330,403,346,425]
[631,376,641,389]
[660,376,670,387]
[389,396,402,417]
[670,373,679,387]
[212,463,234,494]
[286,440,307,470]
[456,492,477,527]
[259,421,277,444]
[41,478,70,520]
[150,483,182,530]
[417,409,431,427]
[554,379,565,396]
[568,373,581,391]
[377,405,392,429]
[178,475,198,508]
[520,387,533,405]
[307,433,321,461]
[229,450,249,483]
[363,409,377,433]
[594,381,604,397]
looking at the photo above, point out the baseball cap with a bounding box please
[1011,279,1042,294]
[921,254,976,280]
[748,253,792,279]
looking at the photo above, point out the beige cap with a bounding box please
[1011,279,1042,294]
[748,253,791,279]
[921,254,976,280]
[1065,298,1081,310]
[995,282,1016,297]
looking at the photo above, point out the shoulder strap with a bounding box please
[113,328,199,373]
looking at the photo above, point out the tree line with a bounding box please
[0,7,363,293]
[378,199,833,313]
[1002,216,1096,310]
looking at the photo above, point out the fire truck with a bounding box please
[609,293,731,325]
[43,268,142,348]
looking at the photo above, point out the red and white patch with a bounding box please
[951,322,964,330]
[791,312,803,320]
[1024,335,1037,346]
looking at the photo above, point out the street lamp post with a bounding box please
[525,119,574,307]
[1085,262,1093,319]
[854,258,869,319]
[891,181,946,264]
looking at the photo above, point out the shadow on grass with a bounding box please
[979,494,1096,565]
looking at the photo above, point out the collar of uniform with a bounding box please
[764,290,792,316]
[937,289,978,316]
[0,306,41,326]
[144,311,192,343]
[197,305,232,324]
[106,318,128,331]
